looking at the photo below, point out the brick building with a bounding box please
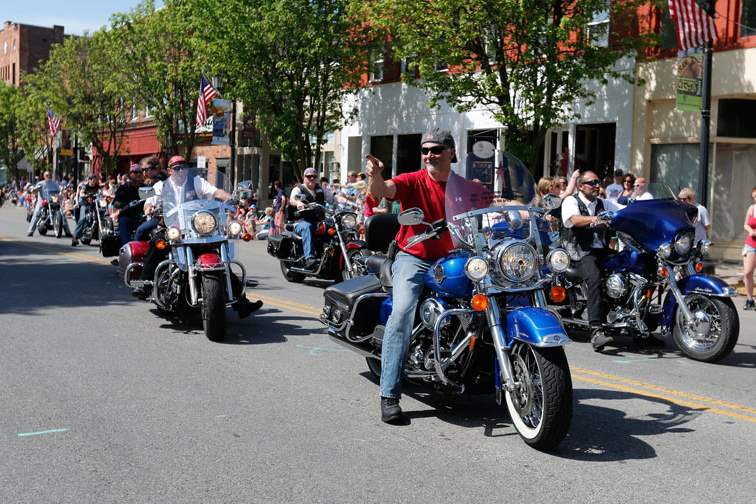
[0,21,65,87]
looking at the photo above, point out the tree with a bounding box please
[30,31,131,176]
[110,0,207,160]
[181,0,366,179]
[0,83,25,180]
[356,0,653,168]
[15,83,54,174]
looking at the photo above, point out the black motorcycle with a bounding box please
[78,193,108,245]
[268,202,368,282]
[36,187,67,238]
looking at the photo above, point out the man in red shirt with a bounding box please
[366,128,457,423]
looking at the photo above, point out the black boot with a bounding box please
[235,296,263,319]
[590,328,613,352]
[381,397,404,424]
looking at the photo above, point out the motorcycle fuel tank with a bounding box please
[424,252,473,299]
[601,248,656,275]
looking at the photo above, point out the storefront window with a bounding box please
[710,143,756,242]
[717,99,756,138]
[742,0,756,37]
[650,143,709,197]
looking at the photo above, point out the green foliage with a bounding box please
[110,0,208,159]
[355,0,654,168]
[27,31,130,175]
[0,83,25,177]
[181,0,366,178]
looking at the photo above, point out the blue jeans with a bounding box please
[380,252,433,399]
[27,201,43,233]
[294,220,315,259]
[135,217,159,241]
[118,216,137,245]
[74,203,94,239]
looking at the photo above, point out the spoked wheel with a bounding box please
[672,295,739,362]
[504,343,572,451]
[201,273,226,342]
[280,261,305,283]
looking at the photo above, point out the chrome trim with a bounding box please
[152,259,174,310]
[320,292,389,343]
[185,247,199,306]
[432,308,474,392]
[123,262,143,288]
[220,242,234,302]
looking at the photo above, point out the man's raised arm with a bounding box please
[366,154,396,201]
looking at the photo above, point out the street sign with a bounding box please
[60,148,74,157]
[676,51,703,112]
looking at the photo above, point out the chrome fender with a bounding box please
[506,307,571,347]
[661,274,736,328]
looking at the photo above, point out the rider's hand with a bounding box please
[296,202,306,211]
[366,155,384,178]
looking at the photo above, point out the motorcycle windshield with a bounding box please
[40,181,61,199]
[161,168,224,234]
[445,152,542,253]
[613,196,695,251]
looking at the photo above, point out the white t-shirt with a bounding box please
[289,185,334,206]
[562,193,623,249]
[634,191,654,201]
[694,203,710,243]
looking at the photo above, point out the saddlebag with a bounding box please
[267,234,294,259]
[100,234,121,257]
[323,275,385,339]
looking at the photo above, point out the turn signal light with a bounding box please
[155,239,167,250]
[549,285,567,303]
[694,262,704,273]
[468,335,477,352]
[471,294,489,312]
[242,233,252,242]
[328,228,336,237]
[658,266,669,278]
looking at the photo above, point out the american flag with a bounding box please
[46,107,61,137]
[668,0,717,52]
[195,75,220,129]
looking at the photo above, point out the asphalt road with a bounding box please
[1,205,755,503]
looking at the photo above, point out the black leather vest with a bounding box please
[561,195,606,260]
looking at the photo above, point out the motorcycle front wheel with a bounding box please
[504,343,572,451]
[672,295,739,362]
[53,212,63,238]
[201,273,226,342]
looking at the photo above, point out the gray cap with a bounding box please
[421,128,457,162]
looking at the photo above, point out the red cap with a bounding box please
[168,155,186,168]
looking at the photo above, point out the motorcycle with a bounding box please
[320,153,573,451]
[547,184,739,362]
[268,201,367,282]
[36,184,67,238]
[119,169,252,342]
[78,193,107,245]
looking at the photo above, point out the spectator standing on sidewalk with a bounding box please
[678,187,710,244]
[743,186,756,310]
[605,169,624,200]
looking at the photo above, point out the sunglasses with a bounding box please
[421,145,448,155]
[582,179,601,187]
[304,175,316,179]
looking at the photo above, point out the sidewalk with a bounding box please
[712,260,747,295]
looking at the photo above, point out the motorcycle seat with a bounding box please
[365,254,393,289]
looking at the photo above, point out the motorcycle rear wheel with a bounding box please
[202,274,226,342]
[504,344,572,451]
[672,295,739,362]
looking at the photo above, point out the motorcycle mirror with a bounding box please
[138,186,155,199]
[541,193,562,210]
[397,207,425,226]
[506,210,524,230]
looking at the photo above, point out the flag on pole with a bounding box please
[46,107,61,137]
[668,0,717,51]
[195,75,220,129]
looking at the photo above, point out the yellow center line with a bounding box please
[3,235,755,424]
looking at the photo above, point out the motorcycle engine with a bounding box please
[605,273,627,300]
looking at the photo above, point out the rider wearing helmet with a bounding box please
[133,156,262,317]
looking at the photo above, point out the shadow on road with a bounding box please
[0,241,130,315]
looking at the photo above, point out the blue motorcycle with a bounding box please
[548,185,739,362]
[321,154,573,451]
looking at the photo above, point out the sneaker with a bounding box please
[26,231,33,237]
[744,299,755,311]
[590,329,614,352]
[380,397,404,424]
[71,238,79,247]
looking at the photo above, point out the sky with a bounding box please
[3,0,164,35]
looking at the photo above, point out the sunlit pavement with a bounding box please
[1,205,755,503]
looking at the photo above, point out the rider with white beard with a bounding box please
[134,156,262,317]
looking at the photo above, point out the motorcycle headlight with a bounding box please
[494,241,538,283]
[340,213,357,229]
[51,195,59,203]
[167,226,181,241]
[546,249,570,273]
[228,221,243,237]
[658,242,672,258]
[192,211,217,235]
[464,256,489,281]
[674,233,693,256]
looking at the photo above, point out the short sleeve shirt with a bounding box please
[389,169,453,261]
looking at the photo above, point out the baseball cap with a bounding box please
[303,167,317,177]
[421,128,457,162]
[168,155,186,169]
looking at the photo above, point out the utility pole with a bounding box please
[698,0,715,207]
[230,100,237,189]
